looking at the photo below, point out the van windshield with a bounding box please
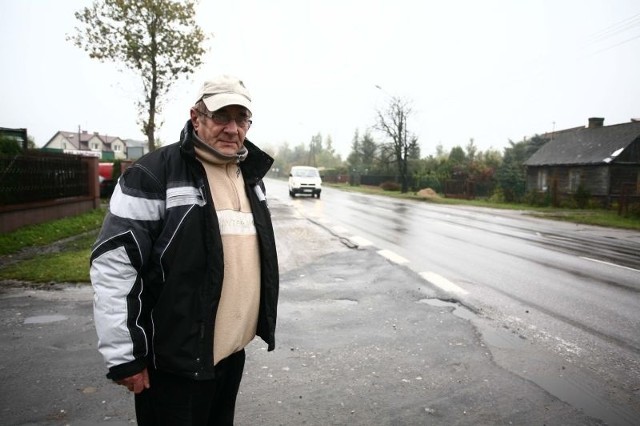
[293,169,319,178]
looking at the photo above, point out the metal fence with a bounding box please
[0,151,89,205]
[348,174,495,198]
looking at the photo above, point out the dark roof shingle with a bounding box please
[524,121,640,166]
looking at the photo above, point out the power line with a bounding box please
[587,12,640,45]
[583,10,640,54]
[592,32,640,54]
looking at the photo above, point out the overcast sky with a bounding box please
[1,0,639,158]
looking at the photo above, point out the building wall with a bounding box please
[127,146,145,160]
[44,133,68,150]
[527,165,610,196]
[584,165,610,195]
[610,165,640,195]
[111,138,126,160]
[87,135,103,152]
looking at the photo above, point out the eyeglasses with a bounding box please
[196,109,252,128]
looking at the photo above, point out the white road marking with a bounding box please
[331,225,350,234]
[377,249,409,265]
[581,257,640,273]
[349,236,374,247]
[419,271,469,295]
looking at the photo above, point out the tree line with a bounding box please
[264,126,550,204]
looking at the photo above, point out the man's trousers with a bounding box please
[134,349,246,426]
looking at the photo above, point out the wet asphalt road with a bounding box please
[0,196,637,425]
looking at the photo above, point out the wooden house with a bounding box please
[524,117,640,205]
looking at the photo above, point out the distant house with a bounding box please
[42,130,148,160]
[124,139,149,160]
[524,117,640,205]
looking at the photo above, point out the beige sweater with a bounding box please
[194,140,261,365]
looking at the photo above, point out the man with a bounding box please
[90,75,279,425]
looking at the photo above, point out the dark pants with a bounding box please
[135,350,246,426]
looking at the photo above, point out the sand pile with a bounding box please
[416,188,440,199]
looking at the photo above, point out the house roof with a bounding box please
[43,130,123,150]
[524,120,640,166]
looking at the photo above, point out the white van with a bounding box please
[288,166,322,198]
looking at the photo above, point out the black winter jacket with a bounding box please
[90,120,279,381]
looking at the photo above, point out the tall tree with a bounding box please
[408,137,421,160]
[495,134,550,201]
[360,131,378,173]
[69,0,206,151]
[465,138,477,162]
[448,146,466,164]
[317,134,342,168]
[347,129,362,172]
[375,96,417,193]
[308,133,323,166]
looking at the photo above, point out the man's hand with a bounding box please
[116,368,150,394]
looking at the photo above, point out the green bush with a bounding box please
[380,181,401,191]
[112,160,122,180]
[574,185,591,209]
[0,136,22,154]
[559,196,577,209]
[488,187,505,203]
[524,190,550,207]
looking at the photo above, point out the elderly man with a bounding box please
[90,75,279,425]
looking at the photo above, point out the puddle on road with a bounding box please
[24,314,68,324]
[418,298,638,426]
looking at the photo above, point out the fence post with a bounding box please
[83,156,100,208]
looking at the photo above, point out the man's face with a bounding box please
[190,105,251,156]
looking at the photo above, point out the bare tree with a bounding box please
[69,0,207,151]
[375,96,417,193]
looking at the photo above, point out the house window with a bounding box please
[537,170,547,191]
[91,142,99,150]
[114,145,121,152]
[569,169,581,192]
[62,142,67,149]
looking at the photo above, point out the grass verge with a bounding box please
[327,183,640,230]
[0,208,106,256]
[0,232,97,284]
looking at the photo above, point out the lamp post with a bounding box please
[374,84,389,96]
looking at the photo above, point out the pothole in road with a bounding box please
[419,298,476,322]
[331,299,358,306]
[421,298,531,351]
[418,297,638,426]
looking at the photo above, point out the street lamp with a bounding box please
[374,84,393,99]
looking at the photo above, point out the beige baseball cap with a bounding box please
[195,75,252,113]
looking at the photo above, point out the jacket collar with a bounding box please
[179,120,273,184]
